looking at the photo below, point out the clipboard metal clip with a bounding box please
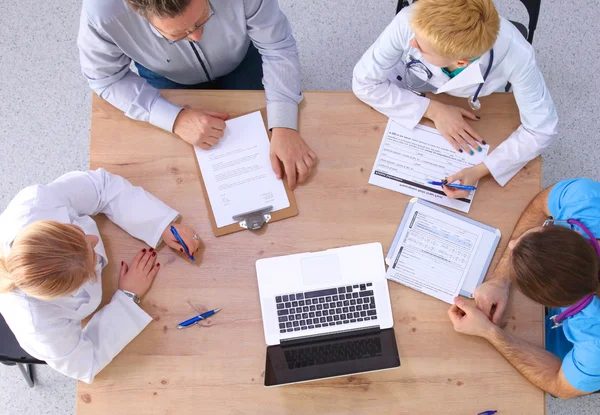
[232,206,273,231]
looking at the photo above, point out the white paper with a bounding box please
[369,120,489,213]
[194,111,290,228]
[386,202,483,304]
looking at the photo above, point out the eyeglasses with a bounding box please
[396,56,433,98]
[155,1,215,44]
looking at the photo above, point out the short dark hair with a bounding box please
[125,0,193,19]
[510,226,599,307]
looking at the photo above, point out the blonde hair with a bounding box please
[0,221,96,300]
[410,0,500,59]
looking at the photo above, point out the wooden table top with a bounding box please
[79,91,544,415]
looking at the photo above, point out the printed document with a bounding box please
[369,120,489,213]
[194,111,289,228]
[386,202,484,304]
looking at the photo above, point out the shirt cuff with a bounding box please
[150,211,180,249]
[483,153,522,187]
[149,96,184,133]
[405,97,430,130]
[267,101,299,131]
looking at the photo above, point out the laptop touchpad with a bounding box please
[301,254,342,285]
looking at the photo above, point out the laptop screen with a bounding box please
[264,328,400,387]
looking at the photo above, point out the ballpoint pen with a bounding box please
[170,225,195,262]
[177,308,221,329]
[428,180,477,191]
[477,411,497,415]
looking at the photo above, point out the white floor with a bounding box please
[1,1,599,414]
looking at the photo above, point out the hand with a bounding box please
[447,296,496,339]
[173,108,229,149]
[270,128,317,190]
[161,223,202,260]
[474,277,511,325]
[118,248,160,298]
[424,100,485,153]
[442,163,490,199]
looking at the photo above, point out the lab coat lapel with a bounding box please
[435,61,484,94]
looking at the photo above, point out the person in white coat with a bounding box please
[0,169,201,383]
[353,0,558,198]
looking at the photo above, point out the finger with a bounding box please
[203,135,219,146]
[443,134,463,153]
[492,301,507,326]
[284,159,298,190]
[206,116,226,131]
[451,134,471,153]
[199,143,211,151]
[148,262,161,281]
[296,160,309,184]
[204,111,229,121]
[454,297,474,313]
[457,132,479,154]
[209,128,224,139]
[119,261,129,279]
[448,189,470,199]
[303,153,315,170]
[464,124,484,145]
[144,251,157,272]
[447,305,462,325]
[459,108,478,121]
[139,248,152,269]
[442,185,455,198]
[308,149,318,161]
[270,152,283,180]
[131,249,146,269]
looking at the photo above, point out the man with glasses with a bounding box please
[447,178,600,398]
[78,0,316,189]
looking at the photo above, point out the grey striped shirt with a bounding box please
[77,0,303,133]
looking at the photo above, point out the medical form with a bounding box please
[368,120,489,213]
[386,199,501,304]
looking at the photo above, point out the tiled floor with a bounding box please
[1,1,599,414]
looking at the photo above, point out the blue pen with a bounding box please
[177,309,221,329]
[428,180,477,191]
[170,225,195,262]
[477,411,497,415]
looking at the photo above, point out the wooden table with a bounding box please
[79,91,544,415]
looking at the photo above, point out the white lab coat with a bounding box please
[0,169,179,383]
[352,8,558,186]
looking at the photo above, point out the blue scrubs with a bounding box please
[546,178,600,392]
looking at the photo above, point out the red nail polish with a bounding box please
[180,248,183,252]
[152,252,156,257]
[149,247,154,252]
[121,261,124,266]
[156,263,160,267]
[142,249,146,253]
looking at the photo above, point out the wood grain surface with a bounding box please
[78,91,544,415]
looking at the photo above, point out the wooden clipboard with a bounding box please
[193,108,299,237]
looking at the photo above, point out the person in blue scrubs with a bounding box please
[446,178,600,398]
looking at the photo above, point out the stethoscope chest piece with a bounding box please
[468,96,481,111]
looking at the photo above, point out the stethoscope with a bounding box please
[398,49,494,111]
[545,218,600,329]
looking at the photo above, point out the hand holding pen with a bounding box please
[161,223,202,262]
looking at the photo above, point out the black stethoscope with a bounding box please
[398,49,495,111]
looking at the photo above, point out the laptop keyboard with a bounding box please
[276,283,378,334]
[284,337,383,369]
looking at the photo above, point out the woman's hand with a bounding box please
[118,248,160,298]
[442,163,490,199]
[161,223,202,260]
[424,100,485,153]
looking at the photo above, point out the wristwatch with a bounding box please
[121,290,141,305]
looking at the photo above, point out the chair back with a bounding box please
[396,0,542,43]
[0,313,44,364]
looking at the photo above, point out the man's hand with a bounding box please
[474,277,511,325]
[270,128,317,190]
[448,296,496,339]
[424,100,485,153]
[442,163,490,199]
[173,108,229,149]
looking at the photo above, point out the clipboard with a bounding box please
[386,198,501,298]
[193,108,298,237]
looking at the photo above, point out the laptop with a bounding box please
[256,242,401,387]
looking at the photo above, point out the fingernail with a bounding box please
[156,263,161,267]
[152,252,156,257]
[149,247,154,252]
[459,149,463,153]
[469,150,474,155]
[121,261,124,266]
[142,249,147,253]
[475,116,481,120]
[477,146,482,152]
[180,248,184,253]
[482,140,487,145]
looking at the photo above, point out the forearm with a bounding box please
[486,326,564,395]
